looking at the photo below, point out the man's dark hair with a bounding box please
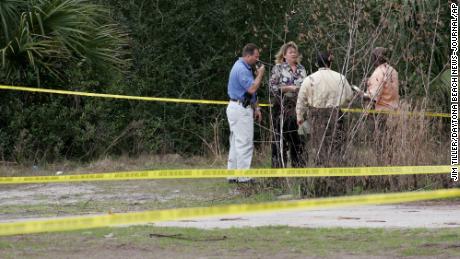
[242,43,259,56]
[317,51,331,68]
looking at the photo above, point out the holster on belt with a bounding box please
[242,92,252,108]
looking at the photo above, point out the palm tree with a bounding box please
[0,0,128,85]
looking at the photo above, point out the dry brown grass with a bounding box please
[0,154,228,177]
[257,103,455,197]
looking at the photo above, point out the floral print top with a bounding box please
[269,62,307,118]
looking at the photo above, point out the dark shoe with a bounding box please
[227,177,238,183]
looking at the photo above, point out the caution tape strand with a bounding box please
[0,84,449,116]
[0,188,458,236]
[0,165,451,184]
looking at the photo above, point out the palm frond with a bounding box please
[0,0,23,43]
[1,0,129,84]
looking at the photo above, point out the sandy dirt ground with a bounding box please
[156,203,460,229]
[0,181,459,228]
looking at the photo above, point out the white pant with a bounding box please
[226,101,254,169]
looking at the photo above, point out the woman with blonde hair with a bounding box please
[269,41,307,168]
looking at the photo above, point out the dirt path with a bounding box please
[157,204,460,229]
[1,180,459,228]
[2,204,459,229]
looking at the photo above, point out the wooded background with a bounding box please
[0,0,451,163]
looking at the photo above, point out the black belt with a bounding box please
[229,98,243,102]
[230,98,251,108]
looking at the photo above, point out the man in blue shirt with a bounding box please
[226,43,265,183]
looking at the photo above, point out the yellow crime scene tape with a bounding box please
[0,84,235,106]
[0,165,450,184]
[0,188,458,236]
[340,108,451,118]
[0,84,449,117]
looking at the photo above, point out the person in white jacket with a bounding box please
[296,51,353,165]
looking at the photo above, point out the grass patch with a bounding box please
[0,226,459,258]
